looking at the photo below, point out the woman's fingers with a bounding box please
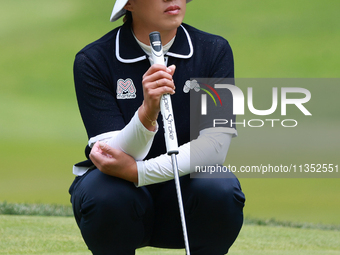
[143,71,173,88]
[168,64,176,75]
[143,64,175,84]
[142,64,176,115]
[90,142,126,171]
[143,64,174,79]
[89,142,112,168]
[143,65,176,91]
[146,78,175,94]
[89,142,138,182]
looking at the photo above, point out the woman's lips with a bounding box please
[165,5,181,15]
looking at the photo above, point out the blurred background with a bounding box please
[0,0,339,225]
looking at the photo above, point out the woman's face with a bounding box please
[125,0,186,35]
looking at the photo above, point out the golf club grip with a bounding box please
[149,32,179,155]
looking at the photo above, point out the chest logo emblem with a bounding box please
[117,78,136,99]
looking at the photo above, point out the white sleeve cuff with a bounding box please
[88,131,120,148]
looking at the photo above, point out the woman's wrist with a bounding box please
[142,103,157,127]
[138,102,159,131]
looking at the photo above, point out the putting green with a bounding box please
[1,215,339,254]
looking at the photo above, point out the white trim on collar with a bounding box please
[166,25,194,59]
[115,28,147,63]
[115,25,194,63]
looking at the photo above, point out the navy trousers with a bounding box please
[69,169,245,255]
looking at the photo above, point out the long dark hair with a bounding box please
[123,10,132,23]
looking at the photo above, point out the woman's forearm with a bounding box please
[136,128,236,186]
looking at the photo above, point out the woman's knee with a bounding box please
[72,170,155,253]
[182,176,245,213]
[181,177,245,254]
[78,170,153,220]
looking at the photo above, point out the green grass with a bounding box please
[1,215,339,255]
[0,202,73,217]
[0,0,339,231]
[185,0,340,78]
[229,224,340,255]
[0,215,87,255]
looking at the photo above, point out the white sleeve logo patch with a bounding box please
[116,78,136,99]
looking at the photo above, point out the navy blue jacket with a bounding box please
[74,20,234,161]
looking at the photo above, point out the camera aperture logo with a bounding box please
[186,80,312,128]
[184,80,223,115]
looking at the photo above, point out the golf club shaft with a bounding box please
[149,31,190,255]
[171,153,190,255]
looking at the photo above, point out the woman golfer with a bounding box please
[69,0,245,254]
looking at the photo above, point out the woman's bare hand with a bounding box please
[142,64,176,117]
[89,141,138,183]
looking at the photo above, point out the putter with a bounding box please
[149,31,191,255]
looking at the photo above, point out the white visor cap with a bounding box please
[110,0,193,22]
